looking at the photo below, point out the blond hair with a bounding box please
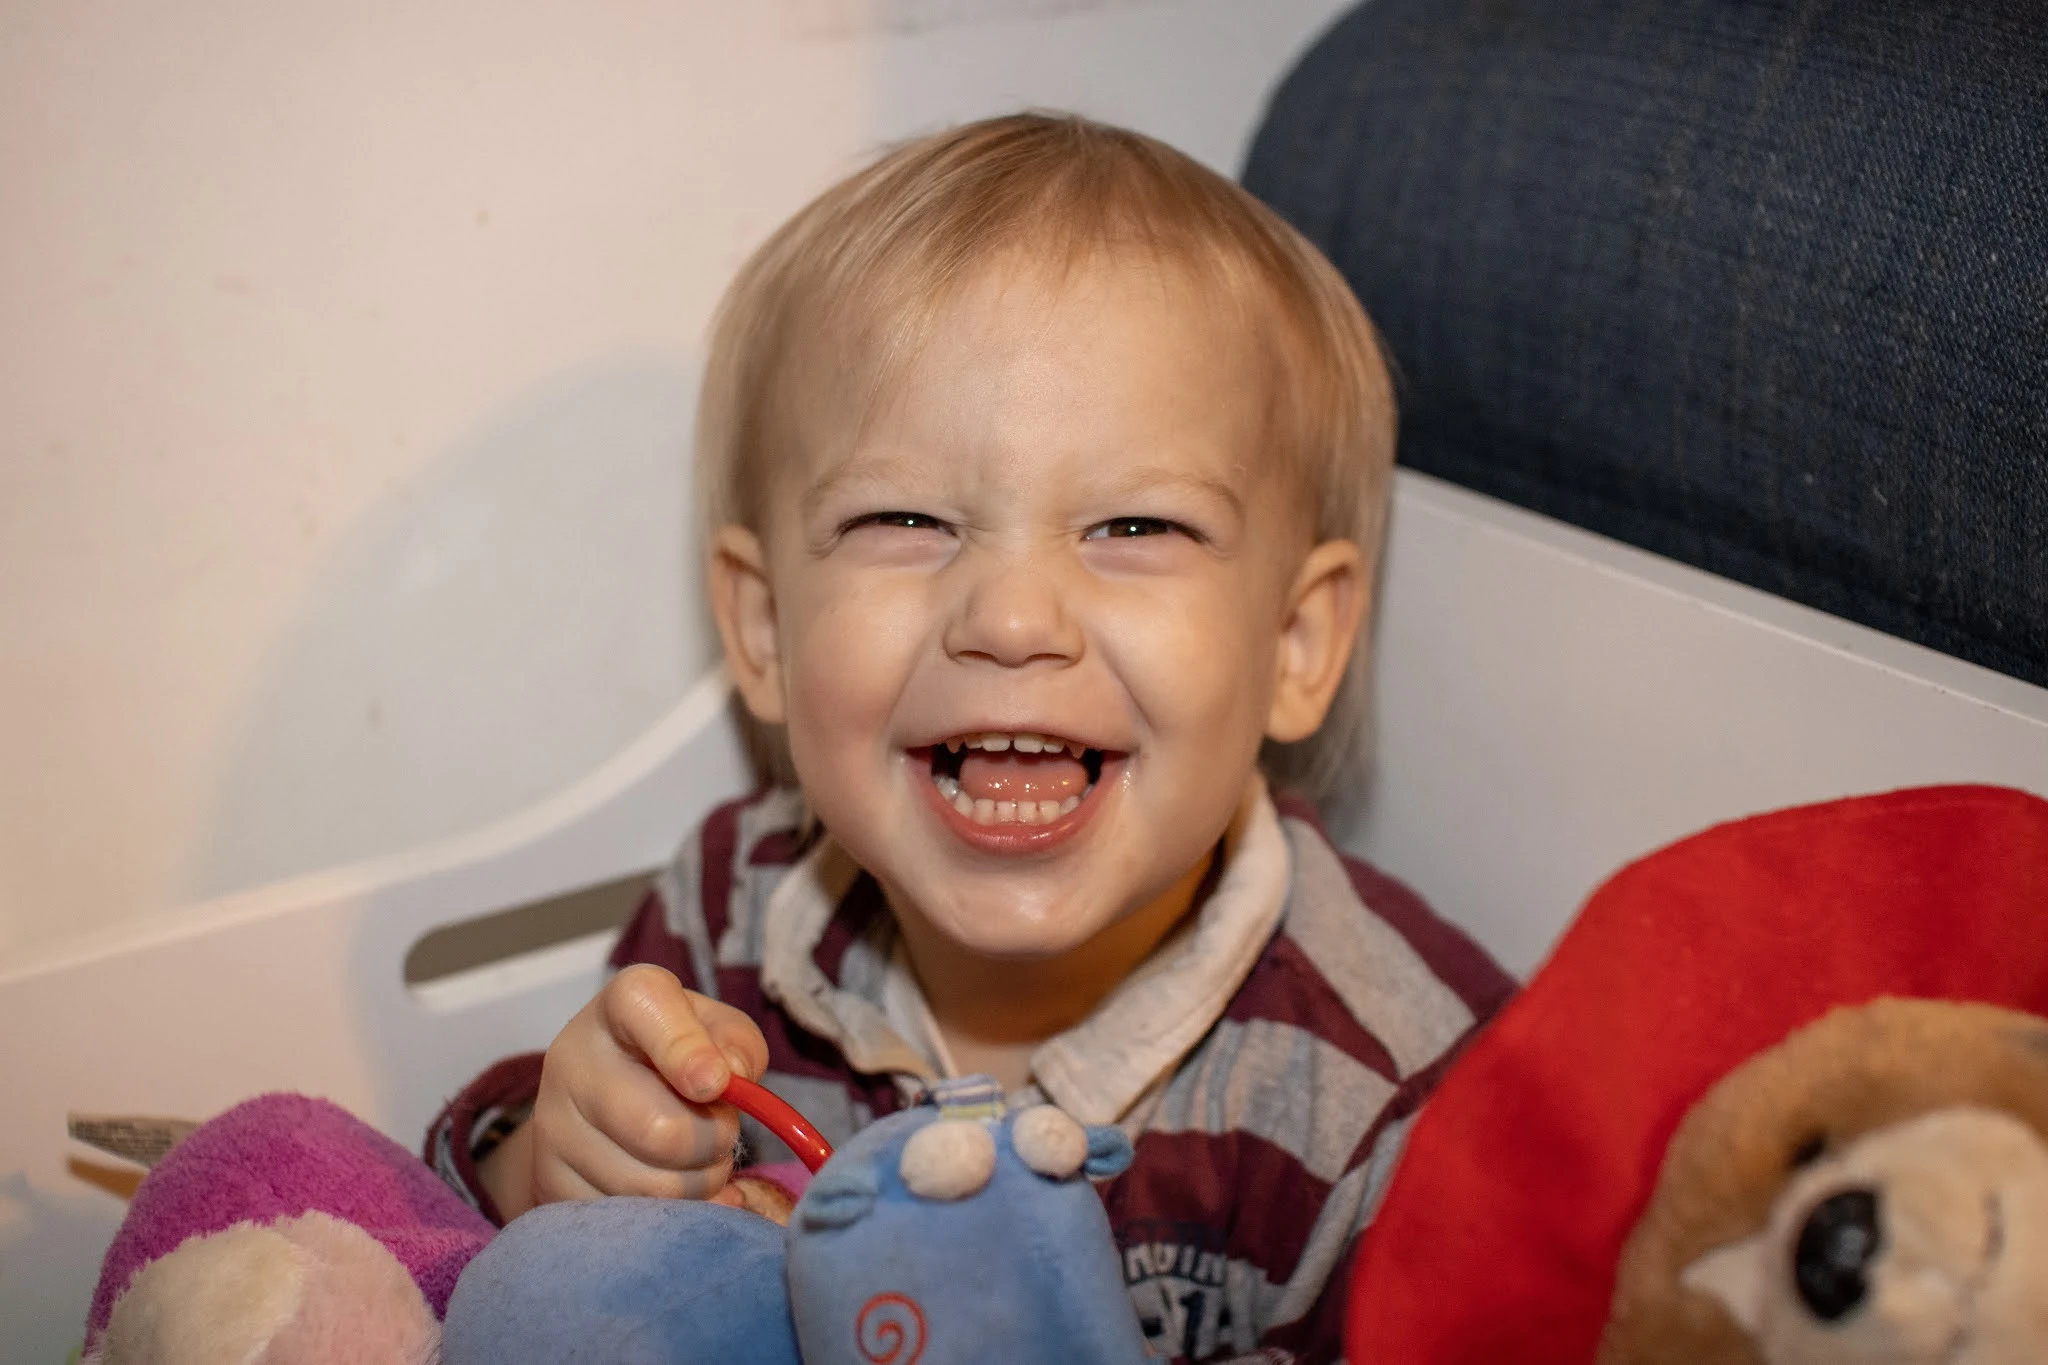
[697,112,1394,797]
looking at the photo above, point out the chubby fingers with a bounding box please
[601,964,769,1102]
[533,1039,739,1201]
[575,1053,738,1174]
[534,1121,735,1204]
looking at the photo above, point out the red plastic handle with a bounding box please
[722,1075,835,1173]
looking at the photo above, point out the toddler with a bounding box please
[429,113,1511,1363]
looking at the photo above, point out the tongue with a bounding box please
[957,751,1090,803]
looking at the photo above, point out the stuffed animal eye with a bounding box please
[899,1119,996,1201]
[1793,1187,1882,1321]
[1011,1106,1088,1179]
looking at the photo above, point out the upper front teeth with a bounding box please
[952,733,1081,755]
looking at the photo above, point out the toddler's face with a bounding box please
[717,255,1358,959]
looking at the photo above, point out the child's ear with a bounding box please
[708,524,786,725]
[1266,538,1367,745]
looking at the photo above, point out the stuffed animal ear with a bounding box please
[1680,1231,1767,1335]
[1082,1124,1134,1179]
[797,1159,881,1230]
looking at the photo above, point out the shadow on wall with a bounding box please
[192,352,712,901]
[183,0,1360,908]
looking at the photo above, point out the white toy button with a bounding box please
[899,1118,997,1201]
[1010,1105,1089,1179]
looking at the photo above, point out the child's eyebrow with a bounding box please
[799,461,918,521]
[1095,467,1245,521]
[797,461,1245,521]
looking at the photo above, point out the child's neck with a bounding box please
[890,849,1218,1096]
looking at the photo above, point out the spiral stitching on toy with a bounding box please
[856,1292,927,1364]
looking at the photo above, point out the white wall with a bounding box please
[0,0,1353,963]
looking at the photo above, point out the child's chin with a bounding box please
[921,901,1115,961]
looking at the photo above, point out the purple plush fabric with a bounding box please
[87,1093,494,1342]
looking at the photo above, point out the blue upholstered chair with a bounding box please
[1246,0,2047,692]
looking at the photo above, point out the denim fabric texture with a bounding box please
[1244,0,2048,687]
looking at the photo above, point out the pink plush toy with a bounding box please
[83,1093,493,1363]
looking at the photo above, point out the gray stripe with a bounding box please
[1281,823,1475,1077]
[1258,1114,1413,1331]
[835,921,895,1001]
[738,786,808,857]
[719,858,776,966]
[653,852,717,997]
[1144,1018,1396,1184]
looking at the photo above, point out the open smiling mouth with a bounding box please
[913,733,1111,828]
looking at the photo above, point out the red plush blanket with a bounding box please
[1348,784,2048,1362]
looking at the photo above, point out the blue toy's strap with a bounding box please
[928,1075,1006,1122]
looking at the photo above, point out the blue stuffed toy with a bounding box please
[440,1077,1149,1363]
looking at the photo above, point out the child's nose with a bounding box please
[943,550,1083,669]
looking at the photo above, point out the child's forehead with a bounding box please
[803,241,1264,391]
[796,369,1268,527]
[793,250,1274,451]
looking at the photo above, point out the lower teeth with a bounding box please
[932,773,1084,826]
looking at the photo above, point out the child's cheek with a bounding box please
[1093,577,1274,728]
[781,580,923,745]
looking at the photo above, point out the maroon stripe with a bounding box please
[811,872,890,982]
[606,887,699,991]
[1272,794,1516,1022]
[749,824,811,867]
[1260,1243,1350,1364]
[421,1050,545,1228]
[1225,934,1400,1084]
[716,964,854,1086]
[1106,1128,1336,1290]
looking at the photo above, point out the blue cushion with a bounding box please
[1245,0,2048,687]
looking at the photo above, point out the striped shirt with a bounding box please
[431,784,1510,1364]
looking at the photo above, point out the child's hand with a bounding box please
[498,965,771,1220]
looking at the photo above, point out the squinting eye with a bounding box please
[1085,517,1182,540]
[845,511,950,534]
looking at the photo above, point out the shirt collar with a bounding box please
[758,779,1292,1125]
[757,840,936,1082]
[1030,780,1290,1123]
